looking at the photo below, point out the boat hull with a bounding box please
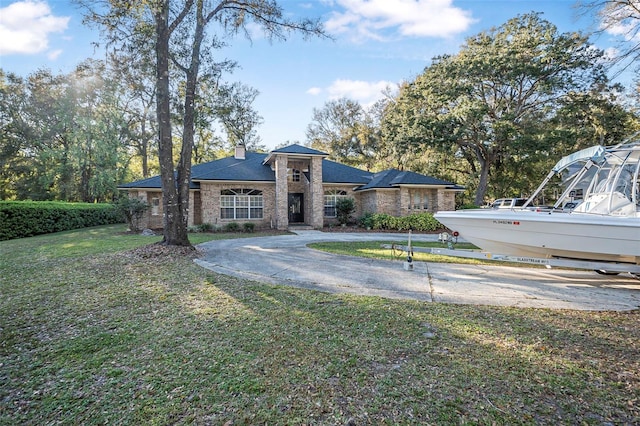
[434,209,640,265]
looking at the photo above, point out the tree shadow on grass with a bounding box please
[206,274,640,424]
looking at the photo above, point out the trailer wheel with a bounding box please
[595,269,620,275]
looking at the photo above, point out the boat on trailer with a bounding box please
[434,140,640,274]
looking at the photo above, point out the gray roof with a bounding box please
[356,169,459,191]
[117,173,200,190]
[271,144,328,156]
[118,148,460,191]
[118,151,372,189]
[192,152,273,181]
[322,159,371,184]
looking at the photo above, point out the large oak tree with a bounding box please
[382,13,619,205]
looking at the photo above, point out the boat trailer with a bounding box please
[383,232,640,276]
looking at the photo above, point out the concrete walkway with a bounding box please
[195,231,640,311]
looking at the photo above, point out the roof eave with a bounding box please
[192,179,276,184]
[118,186,200,191]
[397,184,454,188]
[263,152,328,165]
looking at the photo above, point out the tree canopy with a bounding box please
[380,13,631,205]
[0,63,129,202]
[2,6,639,220]
[306,97,381,170]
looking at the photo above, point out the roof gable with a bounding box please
[271,144,328,156]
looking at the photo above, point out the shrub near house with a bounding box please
[336,197,356,225]
[359,212,442,232]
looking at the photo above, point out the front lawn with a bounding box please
[1,225,638,424]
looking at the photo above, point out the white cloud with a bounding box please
[599,3,640,42]
[603,46,618,60]
[307,87,323,95]
[325,0,475,42]
[47,48,62,60]
[604,21,640,42]
[0,1,69,55]
[326,78,395,106]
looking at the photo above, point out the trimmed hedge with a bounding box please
[0,201,123,241]
[359,212,443,232]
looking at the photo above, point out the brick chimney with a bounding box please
[234,144,246,160]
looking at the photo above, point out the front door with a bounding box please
[288,193,304,223]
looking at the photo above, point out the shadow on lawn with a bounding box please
[205,275,640,424]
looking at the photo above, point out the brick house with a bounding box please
[118,144,462,230]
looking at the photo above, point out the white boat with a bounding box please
[434,141,640,268]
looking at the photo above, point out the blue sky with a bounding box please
[0,0,634,150]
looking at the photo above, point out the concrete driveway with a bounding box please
[195,231,640,311]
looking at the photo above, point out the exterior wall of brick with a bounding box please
[360,191,377,215]
[352,187,455,218]
[403,188,442,215]
[275,154,289,230]
[192,191,202,225]
[199,181,276,229]
[437,190,456,211]
[373,190,400,216]
[399,187,411,216]
[321,185,362,225]
[131,184,458,231]
[128,190,164,229]
[309,156,324,228]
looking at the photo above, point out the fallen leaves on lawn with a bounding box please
[123,242,201,262]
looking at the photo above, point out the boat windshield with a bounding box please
[524,140,640,214]
[552,145,606,173]
[570,143,640,214]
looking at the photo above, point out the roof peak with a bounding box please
[270,144,329,156]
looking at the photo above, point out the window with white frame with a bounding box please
[290,168,301,182]
[324,189,347,217]
[151,197,160,215]
[410,191,428,210]
[220,189,263,219]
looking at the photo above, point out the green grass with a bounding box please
[308,241,493,265]
[0,224,280,259]
[1,225,638,424]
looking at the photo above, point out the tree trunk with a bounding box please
[155,1,190,246]
[473,147,493,206]
[141,109,149,178]
[475,161,490,206]
[172,0,205,245]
